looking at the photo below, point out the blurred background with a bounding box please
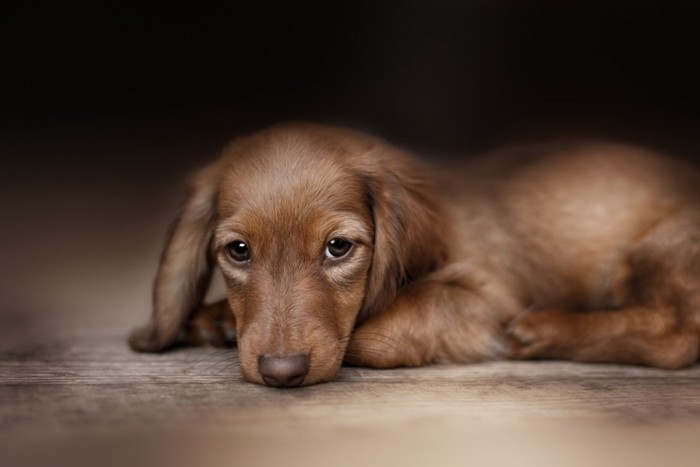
[2,0,700,334]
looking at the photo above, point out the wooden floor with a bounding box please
[3,324,700,467]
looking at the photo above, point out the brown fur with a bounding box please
[129,123,700,386]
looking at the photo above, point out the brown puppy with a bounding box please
[129,123,700,386]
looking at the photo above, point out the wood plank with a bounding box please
[2,327,700,466]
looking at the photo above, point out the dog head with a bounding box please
[130,123,447,386]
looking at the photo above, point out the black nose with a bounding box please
[258,353,310,387]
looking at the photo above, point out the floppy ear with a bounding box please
[356,145,449,321]
[129,161,221,352]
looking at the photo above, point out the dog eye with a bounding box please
[226,241,251,262]
[325,238,352,259]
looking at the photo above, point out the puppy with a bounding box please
[130,123,700,387]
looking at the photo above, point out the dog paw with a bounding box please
[183,302,237,348]
[506,308,573,360]
[128,323,164,352]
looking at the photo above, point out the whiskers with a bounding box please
[182,347,241,378]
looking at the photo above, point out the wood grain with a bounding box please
[2,325,700,467]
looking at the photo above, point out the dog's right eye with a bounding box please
[325,238,353,259]
[226,241,251,262]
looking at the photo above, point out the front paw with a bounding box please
[343,323,422,368]
[128,323,164,352]
[506,308,574,360]
[183,302,237,347]
[344,329,400,368]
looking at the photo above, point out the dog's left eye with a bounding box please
[226,240,251,262]
[325,238,352,259]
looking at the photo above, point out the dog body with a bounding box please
[130,123,700,386]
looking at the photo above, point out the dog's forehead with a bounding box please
[217,134,368,220]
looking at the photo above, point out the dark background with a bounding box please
[4,1,700,150]
[2,1,700,330]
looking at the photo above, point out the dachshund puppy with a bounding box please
[130,123,700,386]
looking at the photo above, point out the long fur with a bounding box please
[130,123,700,386]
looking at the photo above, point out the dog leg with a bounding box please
[180,299,237,347]
[344,279,510,368]
[509,212,700,369]
[507,307,699,368]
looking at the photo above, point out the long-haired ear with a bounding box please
[129,161,221,352]
[356,145,449,321]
